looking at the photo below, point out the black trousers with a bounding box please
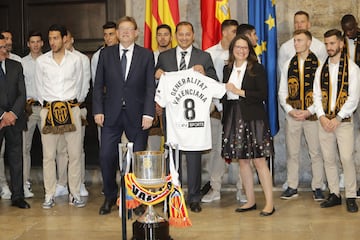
[0,125,24,201]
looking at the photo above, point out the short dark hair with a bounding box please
[341,14,357,26]
[157,24,171,34]
[27,30,43,41]
[221,19,238,31]
[102,21,117,30]
[0,29,11,35]
[48,24,67,38]
[176,21,194,33]
[237,24,255,35]
[294,11,310,20]
[293,29,312,40]
[324,29,344,41]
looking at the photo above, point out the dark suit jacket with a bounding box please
[156,46,218,81]
[223,62,268,121]
[92,44,155,127]
[0,59,26,130]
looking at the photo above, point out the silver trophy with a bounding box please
[132,150,171,240]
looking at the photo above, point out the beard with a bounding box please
[327,47,341,57]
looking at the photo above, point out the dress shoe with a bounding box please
[320,193,341,208]
[11,199,31,209]
[99,198,116,215]
[235,204,257,212]
[260,207,275,217]
[346,198,358,213]
[189,202,202,213]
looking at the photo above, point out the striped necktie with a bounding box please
[179,51,187,70]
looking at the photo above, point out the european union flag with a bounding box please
[248,0,279,136]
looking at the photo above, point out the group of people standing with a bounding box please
[1,10,360,218]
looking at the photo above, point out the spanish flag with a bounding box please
[201,0,230,50]
[144,0,180,51]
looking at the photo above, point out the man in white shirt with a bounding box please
[201,19,242,203]
[21,30,44,199]
[313,29,360,213]
[55,30,91,198]
[278,11,327,72]
[35,24,85,209]
[278,29,325,201]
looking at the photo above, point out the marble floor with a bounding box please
[1,184,360,240]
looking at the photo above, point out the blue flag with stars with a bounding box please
[248,0,279,136]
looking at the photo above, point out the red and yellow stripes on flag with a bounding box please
[201,0,230,50]
[144,0,179,51]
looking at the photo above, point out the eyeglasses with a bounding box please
[234,45,249,51]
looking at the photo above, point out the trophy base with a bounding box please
[132,220,172,240]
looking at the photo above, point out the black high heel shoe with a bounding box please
[235,204,257,212]
[259,207,275,216]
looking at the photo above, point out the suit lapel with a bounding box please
[111,45,123,82]
[126,44,138,81]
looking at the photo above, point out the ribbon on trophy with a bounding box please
[123,143,192,227]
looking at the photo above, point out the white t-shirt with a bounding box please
[155,68,226,151]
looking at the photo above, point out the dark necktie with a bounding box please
[179,51,187,70]
[121,49,128,80]
[0,61,5,83]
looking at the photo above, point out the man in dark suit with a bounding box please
[155,21,218,213]
[93,16,155,215]
[0,34,30,209]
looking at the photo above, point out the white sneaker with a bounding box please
[201,190,221,203]
[54,184,69,197]
[24,186,34,198]
[0,185,11,200]
[69,194,86,208]
[25,180,32,191]
[236,190,247,203]
[42,196,55,209]
[80,183,89,197]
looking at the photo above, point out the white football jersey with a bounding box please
[155,68,226,151]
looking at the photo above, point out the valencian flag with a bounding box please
[144,0,180,51]
[248,0,279,136]
[201,0,230,50]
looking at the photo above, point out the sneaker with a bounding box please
[42,196,55,209]
[280,187,298,200]
[69,194,86,208]
[0,185,12,200]
[80,183,89,197]
[236,189,248,203]
[339,173,345,189]
[320,193,341,208]
[54,184,69,197]
[346,198,358,213]
[201,190,220,203]
[25,180,32,191]
[24,186,34,198]
[313,188,325,201]
[356,188,360,199]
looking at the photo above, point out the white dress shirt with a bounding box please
[345,37,356,62]
[35,49,83,104]
[73,49,91,102]
[313,58,360,119]
[22,53,41,100]
[91,47,103,84]
[278,56,319,114]
[226,62,247,100]
[9,52,22,62]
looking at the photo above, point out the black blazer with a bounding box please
[156,46,218,81]
[223,62,268,121]
[92,44,155,127]
[0,59,26,130]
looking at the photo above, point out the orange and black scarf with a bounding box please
[343,31,360,66]
[320,52,349,117]
[286,52,319,111]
